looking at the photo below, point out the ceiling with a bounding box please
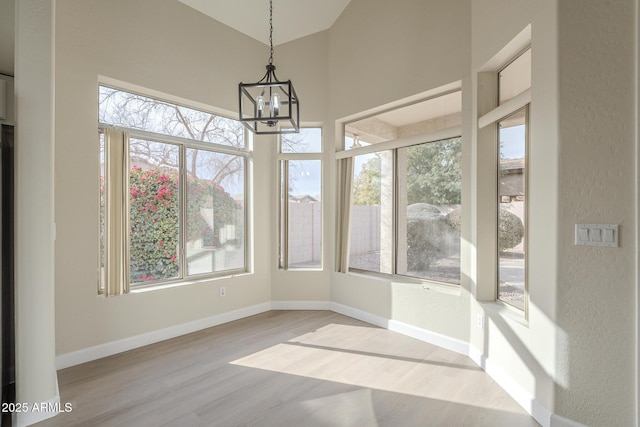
[177,0,352,46]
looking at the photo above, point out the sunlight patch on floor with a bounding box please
[230,323,517,413]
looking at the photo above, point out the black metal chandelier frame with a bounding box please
[238,0,300,135]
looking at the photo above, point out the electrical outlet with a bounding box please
[219,287,226,297]
[476,314,484,329]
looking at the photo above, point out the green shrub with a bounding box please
[406,204,458,271]
[446,208,462,231]
[499,209,524,251]
[445,207,523,252]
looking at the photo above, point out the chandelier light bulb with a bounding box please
[257,95,265,118]
[271,92,280,117]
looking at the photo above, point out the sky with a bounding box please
[500,124,526,159]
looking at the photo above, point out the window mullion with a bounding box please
[392,150,397,275]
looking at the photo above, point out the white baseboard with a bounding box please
[56,302,271,370]
[330,302,469,356]
[469,346,587,427]
[271,300,331,310]
[330,302,391,329]
[16,378,60,427]
[550,414,587,427]
[470,345,555,427]
[388,319,469,356]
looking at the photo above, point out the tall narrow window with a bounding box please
[497,108,527,309]
[279,128,322,269]
[490,47,531,311]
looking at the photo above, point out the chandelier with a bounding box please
[238,0,300,134]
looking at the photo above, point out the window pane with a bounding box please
[129,138,180,285]
[498,109,526,310]
[286,160,322,268]
[396,138,461,284]
[499,49,531,105]
[349,151,393,274]
[99,86,245,148]
[186,149,245,275]
[281,128,322,153]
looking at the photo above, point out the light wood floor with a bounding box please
[35,311,538,427]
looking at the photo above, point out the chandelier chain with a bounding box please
[268,0,274,65]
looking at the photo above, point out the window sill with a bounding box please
[128,271,252,294]
[480,300,528,327]
[343,270,461,297]
[278,267,324,272]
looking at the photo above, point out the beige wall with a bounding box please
[470,0,637,426]
[328,0,472,343]
[555,0,636,424]
[330,0,637,426]
[53,0,328,355]
[471,0,560,419]
[8,0,636,426]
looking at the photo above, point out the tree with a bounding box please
[351,138,462,207]
[352,155,382,205]
[99,86,244,186]
[406,137,461,206]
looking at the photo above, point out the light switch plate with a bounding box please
[575,224,619,247]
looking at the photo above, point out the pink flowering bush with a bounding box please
[103,166,240,284]
[129,167,180,283]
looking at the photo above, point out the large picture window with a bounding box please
[338,90,462,285]
[98,85,248,294]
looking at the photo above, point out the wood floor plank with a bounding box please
[34,310,539,427]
